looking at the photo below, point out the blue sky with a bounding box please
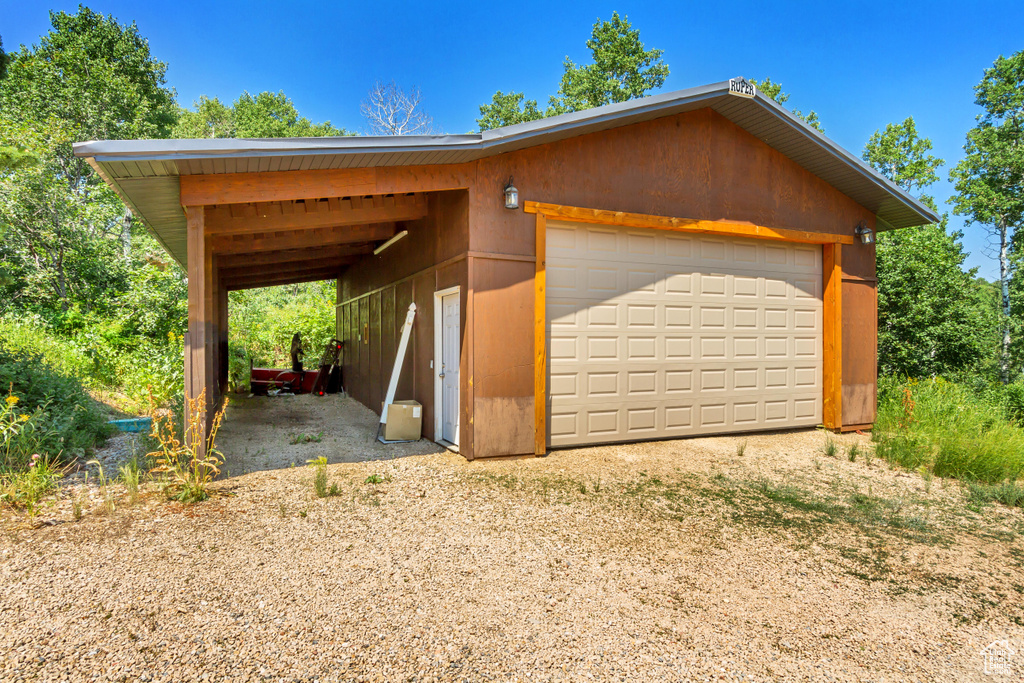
[5,0,1022,278]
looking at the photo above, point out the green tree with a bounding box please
[949,51,1024,383]
[0,117,125,312]
[477,12,668,131]
[476,91,544,131]
[1,7,176,141]
[548,12,669,115]
[864,117,988,377]
[864,117,940,191]
[0,36,9,80]
[751,78,824,132]
[0,6,178,315]
[172,96,235,138]
[233,91,344,137]
[173,91,349,139]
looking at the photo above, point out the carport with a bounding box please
[179,191,430,420]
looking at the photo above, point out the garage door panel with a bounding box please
[547,224,578,249]
[548,302,819,333]
[548,394,822,445]
[547,219,822,447]
[548,272,817,305]
[553,224,821,275]
[549,333,818,363]
[548,302,581,328]
[547,362,822,400]
[547,264,579,293]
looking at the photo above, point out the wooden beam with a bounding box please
[216,244,373,268]
[219,257,357,281]
[823,243,843,430]
[225,274,340,291]
[524,201,856,245]
[222,263,342,282]
[209,223,395,254]
[182,168,378,206]
[223,268,341,287]
[223,267,342,291]
[180,165,471,206]
[534,212,547,456]
[205,194,428,236]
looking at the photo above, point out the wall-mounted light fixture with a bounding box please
[503,176,519,210]
[373,230,409,255]
[855,222,875,245]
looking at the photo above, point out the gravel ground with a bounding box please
[2,425,1023,682]
[217,394,445,476]
[67,432,149,482]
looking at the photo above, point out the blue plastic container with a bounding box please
[108,417,153,433]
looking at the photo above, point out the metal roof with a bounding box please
[75,80,939,266]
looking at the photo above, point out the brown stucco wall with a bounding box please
[469,257,536,458]
[336,190,470,446]
[467,107,879,455]
[337,107,880,458]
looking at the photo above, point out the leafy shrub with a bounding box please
[875,376,1024,489]
[0,314,184,413]
[0,342,112,463]
[0,315,94,383]
[111,334,184,410]
[982,380,1024,425]
[967,480,1024,508]
[290,431,323,444]
[307,456,340,498]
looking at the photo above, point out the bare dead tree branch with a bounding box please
[360,80,438,136]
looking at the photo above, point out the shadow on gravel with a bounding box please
[216,394,445,477]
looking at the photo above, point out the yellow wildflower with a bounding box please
[4,395,18,406]
[18,414,29,422]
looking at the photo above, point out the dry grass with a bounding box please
[1,428,1022,681]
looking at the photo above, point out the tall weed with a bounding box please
[148,390,226,504]
[0,454,66,515]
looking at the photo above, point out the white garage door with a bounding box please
[546,220,823,447]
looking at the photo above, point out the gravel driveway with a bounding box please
[2,429,1023,682]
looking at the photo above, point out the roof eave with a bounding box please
[74,79,941,262]
[742,91,940,228]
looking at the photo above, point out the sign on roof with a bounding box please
[728,77,756,98]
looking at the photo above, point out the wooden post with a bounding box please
[823,243,843,430]
[203,226,217,422]
[185,206,212,454]
[218,282,229,394]
[210,258,220,402]
[534,213,547,456]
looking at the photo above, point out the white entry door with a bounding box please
[440,291,460,445]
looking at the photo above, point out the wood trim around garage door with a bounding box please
[822,243,843,431]
[534,212,547,455]
[525,201,848,454]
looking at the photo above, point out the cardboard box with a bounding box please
[383,400,422,441]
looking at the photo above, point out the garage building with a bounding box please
[74,79,938,460]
